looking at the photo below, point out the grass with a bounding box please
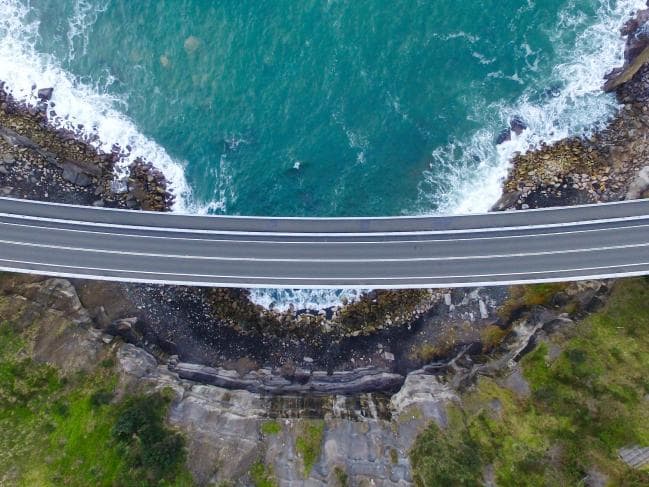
[480,324,509,352]
[498,283,568,322]
[295,420,325,476]
[333,466,349,486]
[261,420,282,436]
[409,342,443,363]
[410,419,483,486]
[250,461,277,487]
[0,320,194,486]
[411,279,649,486]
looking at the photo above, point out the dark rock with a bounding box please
[61,163,92,187]
[491,191,521,211]
[171,362,404,395]
[621,9,649,37]
[496,128,512,145]
[37,87,54,101]
[107,317,141,343]
[92,305,112,328]
[496,118,527,145]
[0,126,39,149]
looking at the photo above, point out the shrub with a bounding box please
[89,390,114,407]
[410,421,483,487]
[112,393,186,482]
[481,324,508,352]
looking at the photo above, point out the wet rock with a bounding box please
[491,190,521,211]
[37,87,54,101]
[495,128,511,145]
[509,116,527,135]
[604,45,649,92]
[495,117,527,144]
[61,162,92,186]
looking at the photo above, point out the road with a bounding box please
[0,196,648,288]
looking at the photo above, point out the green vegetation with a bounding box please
[250,461,277,487]
[0,320,194,486]
[411,279,649,486]
[410,421,483,486]
[389,447,399,465]
[409,342,443,363]
[336,289,431,334]
[295,420,325,476]
[333,466,349,486]
[112,393,187,483]
[409,328,459,364]
[480,324,509,352]
[498,283,568,321]
[261,420,282,436]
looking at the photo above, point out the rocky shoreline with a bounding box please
[494,3,649,211]
[0,83,173,210]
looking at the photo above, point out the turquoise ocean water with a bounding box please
[0,0,643,308]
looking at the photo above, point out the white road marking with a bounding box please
[0,238,647,262]
[0,258,647,289]
[1,195,647,219]
[1,219,648,245]
[1,211,649,237]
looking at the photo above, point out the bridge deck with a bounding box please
[0,197,648,288]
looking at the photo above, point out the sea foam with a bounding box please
[419,0,646,215]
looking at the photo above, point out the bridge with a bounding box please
[0,196,648,288]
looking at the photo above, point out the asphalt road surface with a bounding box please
[0,197,648,288]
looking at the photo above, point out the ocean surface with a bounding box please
[0,0,643,310]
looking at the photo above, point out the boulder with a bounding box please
[625,166,649,199]
[37,87,54,101]
[58,160,101,187]
[61,163,92,186]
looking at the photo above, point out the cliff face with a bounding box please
[0,273,618,485]
[0,275,448,484]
